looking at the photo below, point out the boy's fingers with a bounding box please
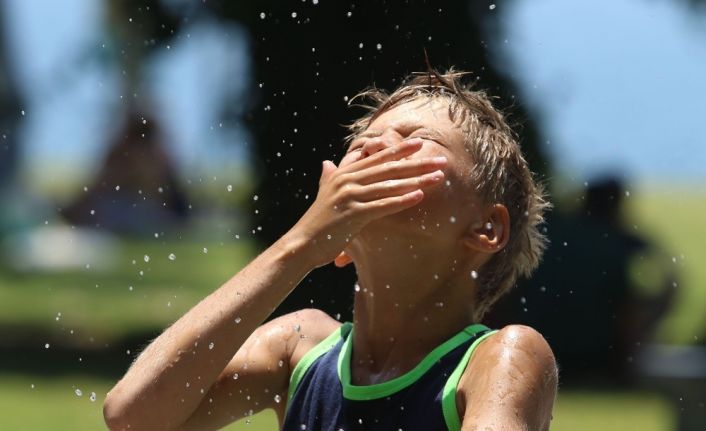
[354,170,445,202]
[343,139,424,172]
[360,189,426,218]
[353,156,447,186]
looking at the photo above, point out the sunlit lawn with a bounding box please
[625,186,706,343]
[0,373,278,431]
[0,238,256,343]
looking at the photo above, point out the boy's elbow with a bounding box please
[103,390,128,431]
[103,387,184,431]
[103,388,150,431]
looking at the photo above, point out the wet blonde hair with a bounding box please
[346,69,551,320]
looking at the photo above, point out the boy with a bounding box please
[104,70,558,431]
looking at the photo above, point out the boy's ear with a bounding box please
[334,251,353,268]
[464,204,510,254]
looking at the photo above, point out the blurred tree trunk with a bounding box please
[0,6,22,202]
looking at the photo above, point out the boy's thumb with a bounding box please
[320,160,337,180]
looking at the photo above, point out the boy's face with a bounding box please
[340,98,484,236]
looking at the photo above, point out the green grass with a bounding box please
[625,186,706,343]
[0,373,673,430]
[0,373,278,431]
[552,390,673,431]
[0,238,255,343]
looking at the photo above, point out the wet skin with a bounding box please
[103,99,557,431]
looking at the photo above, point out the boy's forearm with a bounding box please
[104,230,315,430]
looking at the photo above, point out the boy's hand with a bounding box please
[288,138,447,268]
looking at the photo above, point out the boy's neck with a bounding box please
[347,230,479,385]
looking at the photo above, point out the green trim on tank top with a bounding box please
[441,329,498,431]
[285,322,353,413]
[337,323,490,401]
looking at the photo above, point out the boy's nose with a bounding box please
[360,138,392,159]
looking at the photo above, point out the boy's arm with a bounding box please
[103,234,318,431]
[459,325,558,431]
[103,138,446,431]
[175,309,340,430]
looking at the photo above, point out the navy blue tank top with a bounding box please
[282,322,496,431]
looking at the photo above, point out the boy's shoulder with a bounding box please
[465,324,556,382]
[275,308,342,368]
[457,324,558,427]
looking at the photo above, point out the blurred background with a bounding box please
[0,0,705,429]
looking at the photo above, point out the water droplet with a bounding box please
[30,384,35,389]
[203,247,208,253]
[259,12,266,19]
[470,270,478,279]
[520,296,527,304]
[90,392,97,402]
[144,255,150,262]
[485,222,492,230]
[449,216,456,223]
[291,12,297,18]
[489,4,496,10]
[168,253,176,261]
[233,373,239,380]
[354,284,361,292]
[227,184,233,192]
[115,185,121,191]
[376,43,382,50]
[234,317,242,324]
[301,425,307,430]
[625,190,630,197]
[44,343,50,349]
[326,234,332,240]
[75,388,82,397]
[294,324,301,332]
[278,360,284,367]
[90,209,95,215]
[208,342,215,350]
[21,109,25,116]
[274,394,282,403]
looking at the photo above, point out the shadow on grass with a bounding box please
[0,325,161,380]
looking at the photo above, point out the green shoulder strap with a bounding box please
[441,329,499,431]
[285,322,352,412]
[338,324,490,401]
